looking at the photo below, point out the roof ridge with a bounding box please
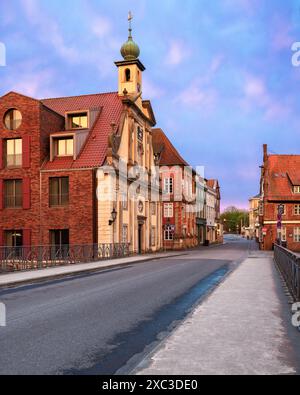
[152,128,190,166]
[41,91,118,102]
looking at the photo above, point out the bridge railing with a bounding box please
[274,244,300,301]
[0,243,130,273]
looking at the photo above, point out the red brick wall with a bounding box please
[0,93,43,246]
[0,93,95,247]
[261,201,300,251]
[40,170,95,245]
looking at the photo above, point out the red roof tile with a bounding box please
[266,155,300,201]
[152,128,189,167]
[41,92,123,170]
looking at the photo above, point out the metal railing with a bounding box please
[0,243,130,273]
[274,244,300,301]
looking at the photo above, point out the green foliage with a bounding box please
[221,206,249,233]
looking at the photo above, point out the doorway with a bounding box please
[138,224,143,254]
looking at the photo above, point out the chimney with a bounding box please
[263,144,268,162]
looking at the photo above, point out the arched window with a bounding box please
[125,68,131,82]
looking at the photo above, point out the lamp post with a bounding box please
[109,208,117,254]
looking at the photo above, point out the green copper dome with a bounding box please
[121,35,140,60]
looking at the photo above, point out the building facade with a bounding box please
[259,144,300,252]
[0,25,162,254]
[248,194,260,240]
[206,180,222,244]
[152,128,202,250]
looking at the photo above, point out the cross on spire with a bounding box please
[128,11,133,38]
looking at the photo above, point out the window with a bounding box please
[125,68,131,82]
[57,138,73,157]
[151,202,156,215]
[151,226,156,246]
[294,227,300,242]
[164,177,174,194]
[49,177,69,206]
[50,229,69,246]
[281,227,287,242]
[5,139,22,167]
[164,203,173,218]
[295,205,300,215]
[121,193,128,210]
[68,113,88,129]
[5,230,23,247]
[164,225,174,241]
[122,225,128,243]
[4,179,22,208]
[4,109,22,130]
[294,186,300,194]
[137,126,143,142]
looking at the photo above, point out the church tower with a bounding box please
[115,12,145,109]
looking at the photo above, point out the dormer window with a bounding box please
[67,112,88,130]
[294,186,300,194]
[57,138,73,157]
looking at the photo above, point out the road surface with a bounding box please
[0,237,251,375]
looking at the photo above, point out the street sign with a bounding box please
[278,204,285,216]
[262,227,268,233]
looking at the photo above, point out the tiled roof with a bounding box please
[266,155,300,201]
[41,92,123,169]
[152,128,189,167]
[207,179,216,189]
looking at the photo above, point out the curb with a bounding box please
[0,252,187,290]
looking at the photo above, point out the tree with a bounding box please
[221,206,249,234]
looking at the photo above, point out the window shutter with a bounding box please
[23,177,31,209]
[22,135,31,169]
[23,229,31,247]
[0,179,3,210]
[0,139,3,170]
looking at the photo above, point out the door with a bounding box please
[50,229,69,259]
[138,224,143,254]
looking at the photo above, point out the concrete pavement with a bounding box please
[0,240,247,375]
[137,249,300,375]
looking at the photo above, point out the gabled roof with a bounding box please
[41,92,123,169]
[266,155,300,201]
[152,128,189,167]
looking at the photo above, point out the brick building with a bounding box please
[152,128,206,250]
[259,144,300,251]
[0,23,162,254]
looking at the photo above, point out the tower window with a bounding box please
[125,68,131,82]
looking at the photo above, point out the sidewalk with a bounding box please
[0,251,186,288]
[137,251,299,375]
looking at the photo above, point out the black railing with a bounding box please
[0,243,130,273]
[274,244,300,301]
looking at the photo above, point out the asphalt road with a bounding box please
[0,237,251,375]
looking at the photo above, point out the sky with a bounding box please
[1,0,300,210]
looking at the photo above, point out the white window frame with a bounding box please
[294,227,300,242]
[295,205,300,216]
[164,177,174,194]
[294,186,300,194]
[164,226,174,241]
[281,227,287,242]
[164,203,174,218]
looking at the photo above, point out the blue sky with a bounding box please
[1,0,300,210]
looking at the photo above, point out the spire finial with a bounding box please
[128,11,133,39]
[120,11,140,60]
